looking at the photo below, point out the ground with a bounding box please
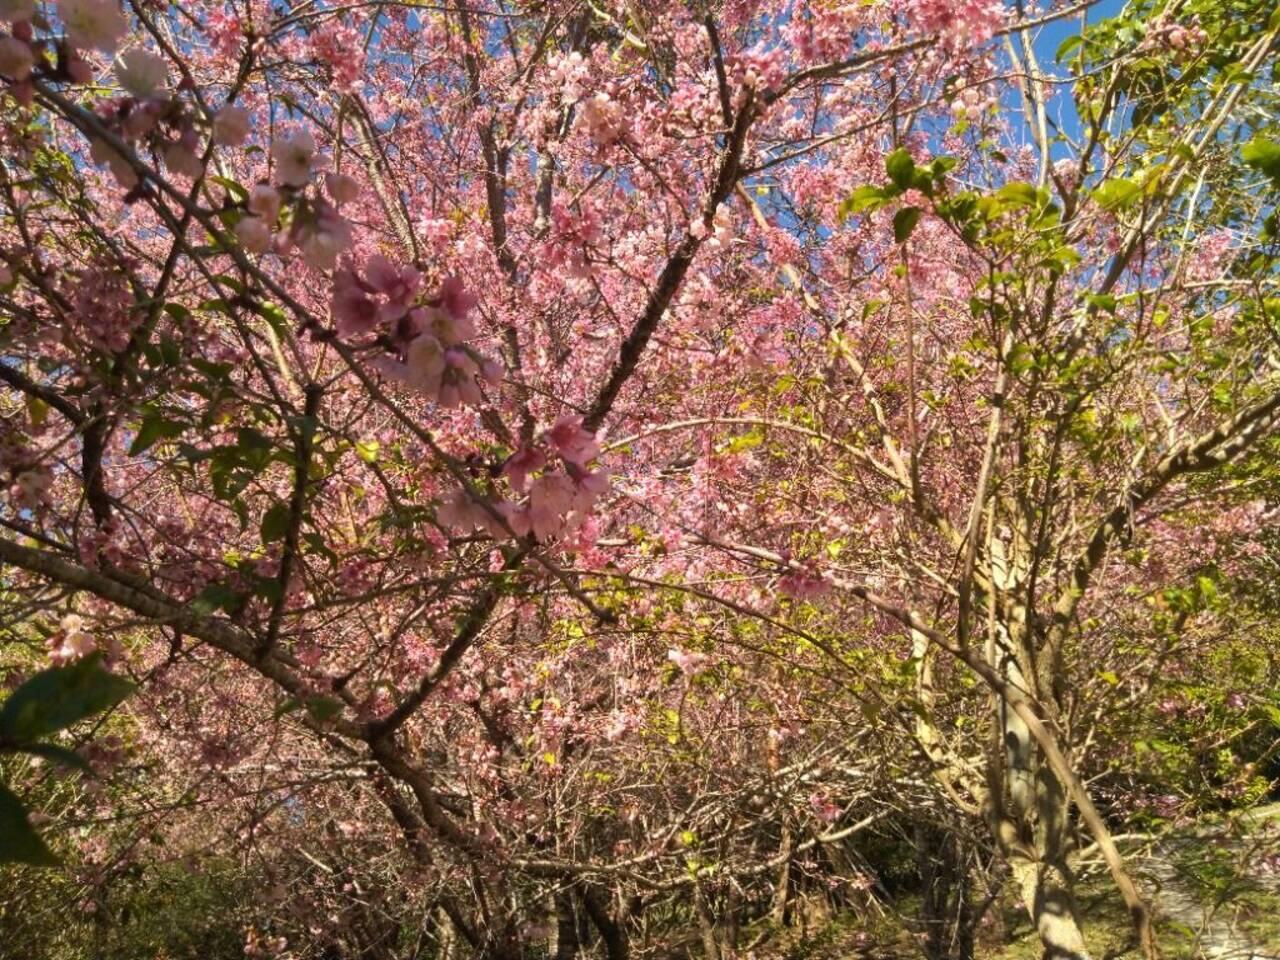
[749,804,1280,960]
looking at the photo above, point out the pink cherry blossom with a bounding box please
[58,0,128,53]
[331,268,379,337]
[503,447,547,493]
[114,47,167,98]
[325,172,359,205]
[234,216,271,254]
[247,184,281,222]
[0,35,33,80]
[667,648,710,675]
[547,416,600,466]
[211,104,250,146]
[270,128,318,188]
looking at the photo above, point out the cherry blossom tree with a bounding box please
[1,0,1278,957]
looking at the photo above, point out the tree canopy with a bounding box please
[1,0,1279,957]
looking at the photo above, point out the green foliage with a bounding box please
[0,655,133,866]
[1243,136,1280,186]
[0,858,259,960]
[0,655,133,745]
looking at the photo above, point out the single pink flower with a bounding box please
[503,447,547,493]
[548,416,600,466]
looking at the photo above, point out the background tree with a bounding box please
[0,0,1278,958]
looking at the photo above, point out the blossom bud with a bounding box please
[325,172,359,205]
[235,216,271,253]
[0,35,33,80]
[212,104,250,146]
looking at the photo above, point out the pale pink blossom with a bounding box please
[365,255,420,320]
[293,201,351,271]
[325,172,359,205]
[114,47,167,98]
[503,447,547,493]
[271,128,318,187]
[0,35,33,80]
[420,304,475,345]
[163,141,204,180]
[247,184,281,222]
[212,104,250,146]
[437,276,476,321]
[547,416,600,466]
[0,0,35,23]
[437,488,484,532]
[331,268,378,336]
[58,0,129,53]
[667,648,710,674]
[779,571,830,601]
[49,613,96,665]
[309,19,364,90]
[235,216,271,254]
[403,333,446,389]
[528,471,576,539]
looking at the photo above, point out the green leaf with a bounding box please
[839,185,891,220]
[189,582,242,616]
[355,439,380,464]
[20,743,92,775]
[304,696,343,723]
[129,410,186,456]
[1242,136,1280,185]
[0,782,57,866]
[0,654,134,744]
[886,148,916,190]
[929,156,959,178]
[995,182,1039,208]
[253,302,290,336]
[260,503,291,543]
[207,175,248,202]
[893,206,922,243]
[1092,177,1142,211]
[1055,34,1083,61]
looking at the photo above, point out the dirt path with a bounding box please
[1137,804,1280,959]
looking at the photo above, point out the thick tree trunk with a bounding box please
[999,642,1090,959]
[554,889,579,960]
[583,884,630,960]
[770,821,792,926]
[988,538,1093,960]
[1010,855,1090,960]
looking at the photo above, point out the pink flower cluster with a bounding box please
[70,262,139,353]
[439,417,609,542]
[548,51,589,103]
[1142,15,1209,61]
[578,91,628,148]
[310,19,365,92]
[544,205,603,280]
[1184,229,1234,283]
[2,421,52,510]
[909,0,1005,51]
[667,647,711,675]
[950,84,996,121]
[236,131,359,270]
[335,264,499,408]
[204,6,241,60]
[48,613,96,665]
[778,568,831,601]
[729,48,786,94]
[785,6,871,65]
